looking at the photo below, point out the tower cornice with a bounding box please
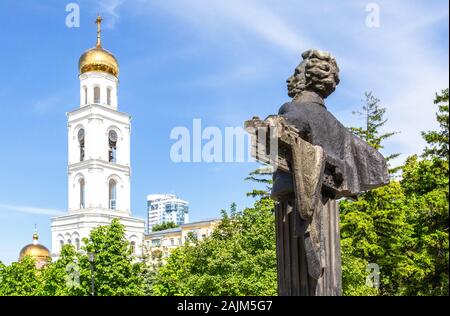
[68,159,131,174]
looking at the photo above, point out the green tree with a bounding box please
[151,166,277,296]
[152,221,178,232]
[81,218,145,296]
[38,244,86,296]
[0,256,42,296]
[0,219,146,296]
[151,198,277,296]
[395,155,448,295]
[350,91,400,173]
[244,165,273,198]
[422,88,449,160]
[341,88,449,296]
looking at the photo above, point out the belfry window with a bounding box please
[83,86,88,104]
[108,130,118,163]
[109,179,117,210]
[107,87,112,105]
[78,129,85,162]
[79,178,85,209]
[94,86,100,103]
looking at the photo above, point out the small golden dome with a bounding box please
[79,46,119,77]
[19,230,51,267]
[78,15,119,77]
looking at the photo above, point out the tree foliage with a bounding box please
[422,88,449,160]
[151,198,277,296]
[244,165,273,199]
[0,256,42,296]
[151,167,277,296]
[350,91,400,173]
[0,219,146,296]
[341,89,449,296]
[151,221,178,232]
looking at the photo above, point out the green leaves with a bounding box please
[349,91,401,174]
[422,89,449,160]
[152,221,179,232]
[0,219,146,296]
[341,88,449,296]
[0,256,42,296]
[151,198,277,296]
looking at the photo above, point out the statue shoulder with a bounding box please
[278,101,293,115]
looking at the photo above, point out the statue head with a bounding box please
[287,49,340,100]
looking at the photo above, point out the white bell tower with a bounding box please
[51,16,144,258]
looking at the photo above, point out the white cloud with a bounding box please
[136,0,316,56]
[33,95,60,114]
[99,0,126,28]
[0,204,64,216]
[121,0,448,159]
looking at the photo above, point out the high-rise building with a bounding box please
[50,16,145,258]
[147,194,189,232]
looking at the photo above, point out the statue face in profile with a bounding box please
[287,49,341,100]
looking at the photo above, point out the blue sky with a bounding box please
[0,0,448,264]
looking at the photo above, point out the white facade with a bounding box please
[147,194,189,232]
[51,63,144,258]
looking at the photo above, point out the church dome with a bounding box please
[79,46,119,78]
[19,231,51,267]
[78,15,119,78]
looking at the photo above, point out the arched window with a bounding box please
[108,130,118,163]
[75,238,80,251]
[78,129,85,162]
[79,178,85,209]
[67,239,72,245]
[130,241,136,254]
[60,240,64,251]
[107,87,112,105]
[83,86,88,104]
[109,179,117,210]
[94,86,100,103]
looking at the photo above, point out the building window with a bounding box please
[60,240,64,251]
[94,86,100,103]
[78,129,85,162]
[130,241,136,254]
[108,130,117,163]
[67,239,72,245]
[152,239,161,247]
[75,238,80,251]
[79,178,85,209]
[107,87,112,105]
[170,238,174,246]
[109,179,117,210]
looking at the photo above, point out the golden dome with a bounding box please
[19,231,51,266]
[78,15,119,77]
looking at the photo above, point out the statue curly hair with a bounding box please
[287,49,340,100]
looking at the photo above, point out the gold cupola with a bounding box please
[19,227,51,268]
[78,15,119,78]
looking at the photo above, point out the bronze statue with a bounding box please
[246,49,389,296]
